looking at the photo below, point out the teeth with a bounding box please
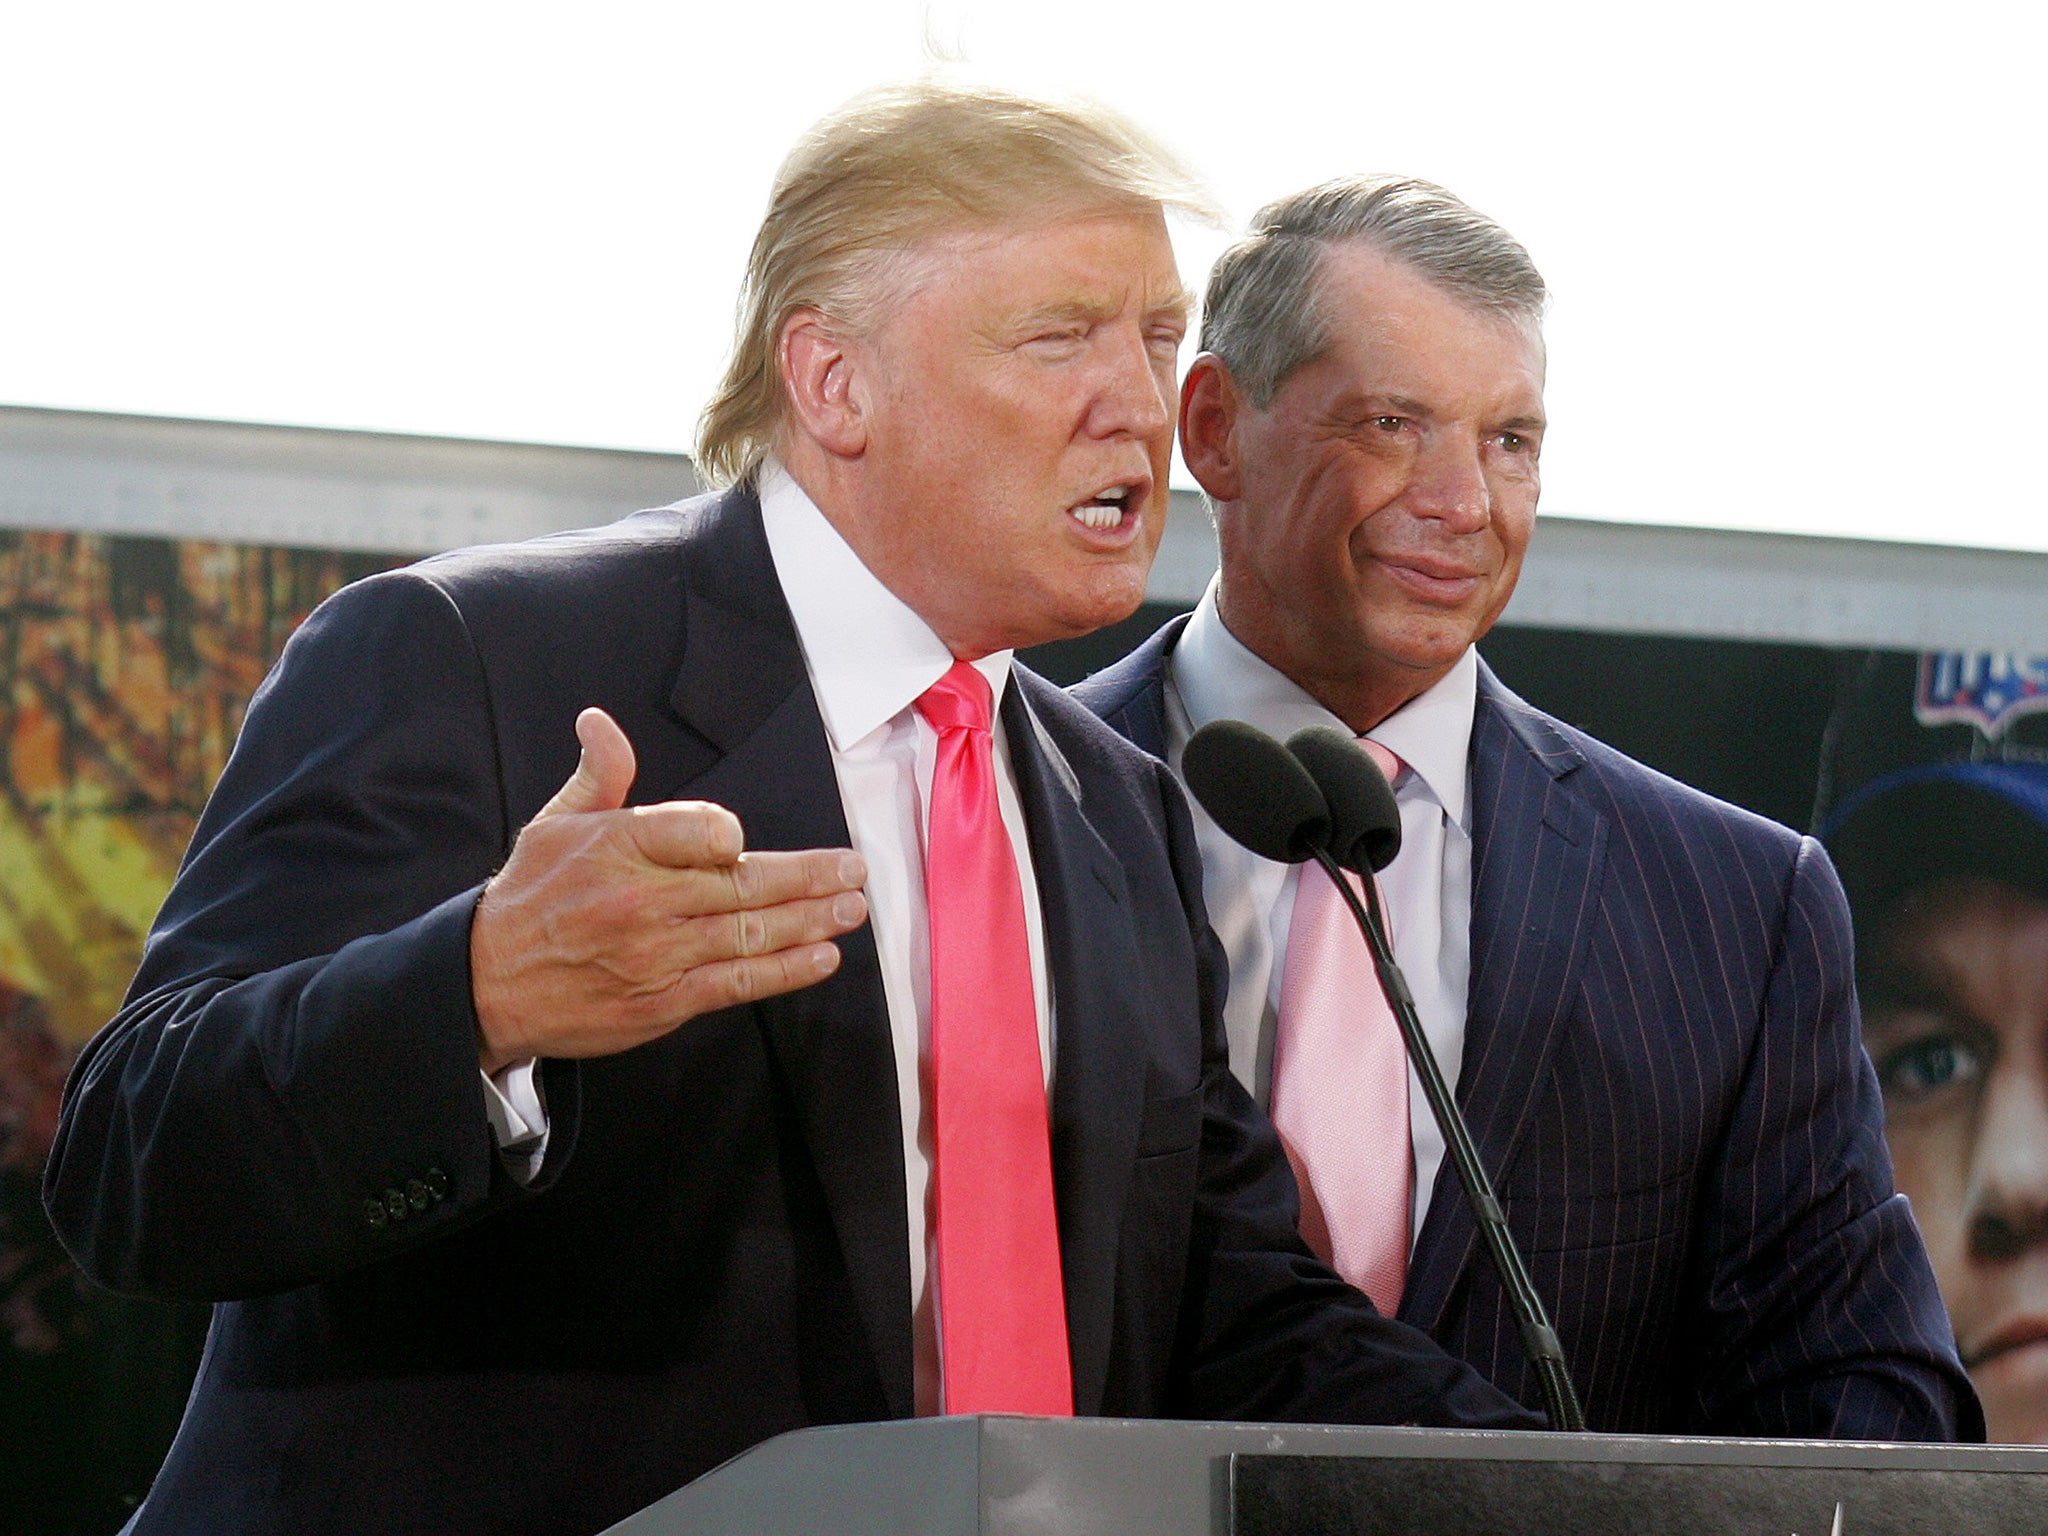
[1069,485,1133,531]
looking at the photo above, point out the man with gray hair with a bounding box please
[47,100,1539,1536]
[1078,174,1979,1439]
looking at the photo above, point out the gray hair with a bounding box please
[1199,174,1546,406]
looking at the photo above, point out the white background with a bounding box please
[2,1,2041,550]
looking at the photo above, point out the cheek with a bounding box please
[1492,497,1539,567]
[1887,1121,1973,1280]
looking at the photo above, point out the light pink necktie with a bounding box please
[1269,739,1412,1316]
[916,660,1073,1416]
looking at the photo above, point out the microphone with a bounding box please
[1180,717,1331,864]
[1184,719,1587,1433]
[1286,725,1401,875]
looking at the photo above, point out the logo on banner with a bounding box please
[1914,653,2048,740]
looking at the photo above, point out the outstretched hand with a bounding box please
[470,707,868,1073]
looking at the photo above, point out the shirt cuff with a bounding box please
[480,1058,549,1181]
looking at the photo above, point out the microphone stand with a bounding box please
[1311,847,1587,1433]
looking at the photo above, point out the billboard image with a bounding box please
[0,530,398,1531]
[1820,652,2048,1446]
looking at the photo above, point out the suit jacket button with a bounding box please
[424,1167,449,1202]
[406,1179,431,1212]
[363,1198,389,1230]
[385,1188,409,1222]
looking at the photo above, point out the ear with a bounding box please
[778,309,868,460]
[1179,353,1246,502]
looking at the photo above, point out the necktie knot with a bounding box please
[917,660,994,736]
[1361,738,1403,787]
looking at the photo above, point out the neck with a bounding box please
[1213,580,1444,733]
[774,440,991,660]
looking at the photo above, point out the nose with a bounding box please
[1405,430,1492,532]
[1086,328,1173,443]
[1966,1058,2048,1262]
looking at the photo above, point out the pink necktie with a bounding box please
[1269,739,1412,1317]
[916,660,1073,1416]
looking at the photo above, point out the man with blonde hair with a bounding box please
[47,86,1534,1536]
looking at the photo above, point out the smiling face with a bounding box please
[1863,876,2048,1443]
[1190,243,1544,730]
[819,208,1187,657]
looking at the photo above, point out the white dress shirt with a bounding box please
[1164,578,1476,1242]
[760,463,1053,1416]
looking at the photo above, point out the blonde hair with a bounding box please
[695,78,1216,488]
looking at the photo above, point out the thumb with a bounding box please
[536,707,637,820]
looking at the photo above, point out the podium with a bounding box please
[603,1416,2048,1534]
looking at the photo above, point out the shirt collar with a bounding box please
[1169,576,1476,828]
[759,461,1011,751]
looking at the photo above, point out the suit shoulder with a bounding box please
[1492,688,1806,859]
[298,496,731,680]
[404,498,707,611]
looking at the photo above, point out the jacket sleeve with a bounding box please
[1151,760,1543,1431]
[43,569,579,1303]
[1682,835,1983,1440]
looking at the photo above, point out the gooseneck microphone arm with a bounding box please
[1306,843,1586,1434]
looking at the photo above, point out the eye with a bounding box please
[1875,1032,1985,1106]
[1372,415,1406,433]
[1023,329,1086,359]
[1498,431,1529,453]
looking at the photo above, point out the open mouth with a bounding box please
[1068,483,1140,531]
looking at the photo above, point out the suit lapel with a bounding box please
[659,489,915,1420]
[1401,664,1608,1335]
[1004,674,1147,1418]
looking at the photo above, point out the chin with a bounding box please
[1982,1392,2048,1447]
[1043,574,1150,642]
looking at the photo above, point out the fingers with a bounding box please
[535,707,639,821]
[700,888,869,964]
[621,848,867,929]
[670,940,847,1018]
[719,847,868,911]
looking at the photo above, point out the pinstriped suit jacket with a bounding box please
[1075,619,1980,1440]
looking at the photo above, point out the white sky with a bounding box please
[2,1,2042,551]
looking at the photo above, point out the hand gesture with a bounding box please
[470,708,868,1072]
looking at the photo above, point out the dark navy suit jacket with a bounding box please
[45,491,1531,1536]
[1075,615,1979,1440]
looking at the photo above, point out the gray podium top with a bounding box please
[603,1416,2048,1536]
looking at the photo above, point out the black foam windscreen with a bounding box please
[1182,719,1330,864]
[1286,726,1403,875]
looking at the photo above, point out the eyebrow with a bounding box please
[1863,953,1969,1017]
[1154,284,1197,325]
[1014,298,1108,330]
[1013,286,1195,331]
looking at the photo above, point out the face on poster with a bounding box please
[1823,656,2048,1446]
